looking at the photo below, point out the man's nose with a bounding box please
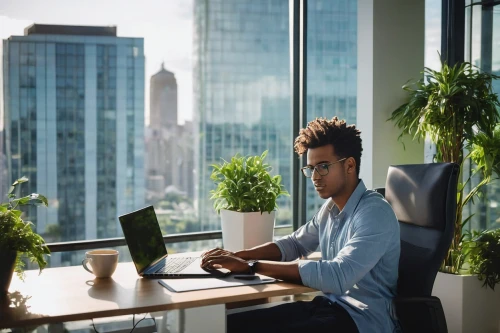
[311,168,321,180]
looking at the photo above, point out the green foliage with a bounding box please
[157,192,192,210]
[0,177,51,280]
[210,150,289,214]
[43,224,62,243]
[389,60,500,275]
[462,228,500,290]
[389,62,500,164]
[470,124,500,178]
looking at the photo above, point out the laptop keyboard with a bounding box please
[156,257,198,274]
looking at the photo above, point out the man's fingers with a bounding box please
[201,251,234,265]
[201,249,220,261]
[201,255,218,266]
[201,247,222,258]
[201,253,225,265]
[201,248,231,259]
[201,258,223,269]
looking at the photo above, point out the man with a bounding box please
[201,117,400,333]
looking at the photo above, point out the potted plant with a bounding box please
[431,227,500,333]
[0,177,51,296]
[210,150,289,252]
[389,61,500,332]
[389,61,500,273]
[462,228,500,291]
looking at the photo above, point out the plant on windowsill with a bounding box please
[389,60,500,275]
[0,177,51,296]
[210,150,289,252]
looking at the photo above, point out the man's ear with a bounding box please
[346,157,356,174]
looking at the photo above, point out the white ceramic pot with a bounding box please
[432,272,500,333]
[220,210,275,252]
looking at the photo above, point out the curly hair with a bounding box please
[294,117,363,175]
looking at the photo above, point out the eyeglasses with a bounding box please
[301,158,347,178]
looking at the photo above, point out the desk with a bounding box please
[0,262,316,329]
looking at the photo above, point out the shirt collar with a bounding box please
[327,179,367,220]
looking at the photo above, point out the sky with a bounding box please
[0,0,194,127]
[1,1,498,130]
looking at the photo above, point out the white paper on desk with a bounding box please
[159,274,276,293]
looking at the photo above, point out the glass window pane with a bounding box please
[0,0,295,268]
[193,1,292,230]
[464,2,500,231]
[305,0,358,220]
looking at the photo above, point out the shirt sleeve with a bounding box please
[274,213,321,262]
[297,204,398,295]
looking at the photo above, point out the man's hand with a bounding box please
[201,247,236,260]
[200,251,251,274]
[201,243,283,262]
[200,246,303,283]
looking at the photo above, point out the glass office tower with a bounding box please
[306,0,357,216]
[2,24,145,248]
[464,3,500,231]
[194,1,291,229]
[194,0,357,229]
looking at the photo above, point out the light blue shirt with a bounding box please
[275,180,400,333]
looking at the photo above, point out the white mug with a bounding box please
[82,249,119,278]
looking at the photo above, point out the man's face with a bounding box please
[306,144,347,200]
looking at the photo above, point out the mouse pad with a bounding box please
[159,274,276,292]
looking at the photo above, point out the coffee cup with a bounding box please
[82,249,119,278]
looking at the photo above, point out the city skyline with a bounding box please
[0,0,194,129]
[2,1,361,235]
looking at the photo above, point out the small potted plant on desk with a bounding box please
[210,150,289,252]
[0,177,51,297]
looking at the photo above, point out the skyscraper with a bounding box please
[150,63,178,129]
[193,0,357,228]
[193,1,291,229]
[2,24,145,244]
[0,129,6,202]
[305,1,357,215]
[146,64,194,200]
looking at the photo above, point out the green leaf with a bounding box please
[7,186,15,196]
[12,176,29,187]
[463,228,500,290]
[0,178,50,280]
[210,151,288,214]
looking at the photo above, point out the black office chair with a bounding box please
[375,163,459,333]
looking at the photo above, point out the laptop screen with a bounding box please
[119,206,168,274]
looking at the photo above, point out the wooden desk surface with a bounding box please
[0,262,315,328]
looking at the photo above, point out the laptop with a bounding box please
[119,205,229,278]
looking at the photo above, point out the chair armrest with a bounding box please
[393,296,447,333]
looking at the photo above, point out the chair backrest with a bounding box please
[384,163,459,297]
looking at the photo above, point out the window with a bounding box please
[305,0,357,220]
[0,0,301,267]
[463,0,500,231]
